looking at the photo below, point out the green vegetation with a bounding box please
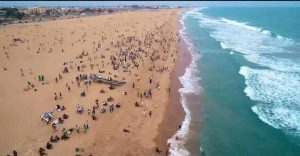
[0,7,26,19]
[107,9,113,13]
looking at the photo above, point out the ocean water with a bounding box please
[173,7,300,156]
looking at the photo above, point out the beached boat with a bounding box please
[90,74,126,86]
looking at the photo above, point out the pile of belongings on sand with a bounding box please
[41,112,53,123]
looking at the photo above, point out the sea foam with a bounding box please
[195,9,300,140]
[167,9,202,156]
[239,66,300,137]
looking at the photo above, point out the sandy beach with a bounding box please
[0,8,182,156]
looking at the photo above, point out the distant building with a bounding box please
[26,6,46,14]
[36,6,46,14]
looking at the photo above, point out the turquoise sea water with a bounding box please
[177,7,300,156]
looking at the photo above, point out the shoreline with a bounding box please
[154,17,193,155]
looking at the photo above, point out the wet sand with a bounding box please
[154,30,192,154]
[0,9,181,156]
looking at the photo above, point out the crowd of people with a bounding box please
[4,10,179,156]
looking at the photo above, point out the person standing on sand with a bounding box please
[75,124,80,133]
[156,147,162,153]
[136,84,140,97]
[83,124,89,134]
[166,148,169,155]
[54,92,57,100]
[20,68,24,76]
[13,150,17,156]
[149,76,153,84]
[39,147,46,156]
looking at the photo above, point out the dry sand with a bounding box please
[0,9,181,156]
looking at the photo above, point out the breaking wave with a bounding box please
[194,9,300,140]
[167,9,202,156]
